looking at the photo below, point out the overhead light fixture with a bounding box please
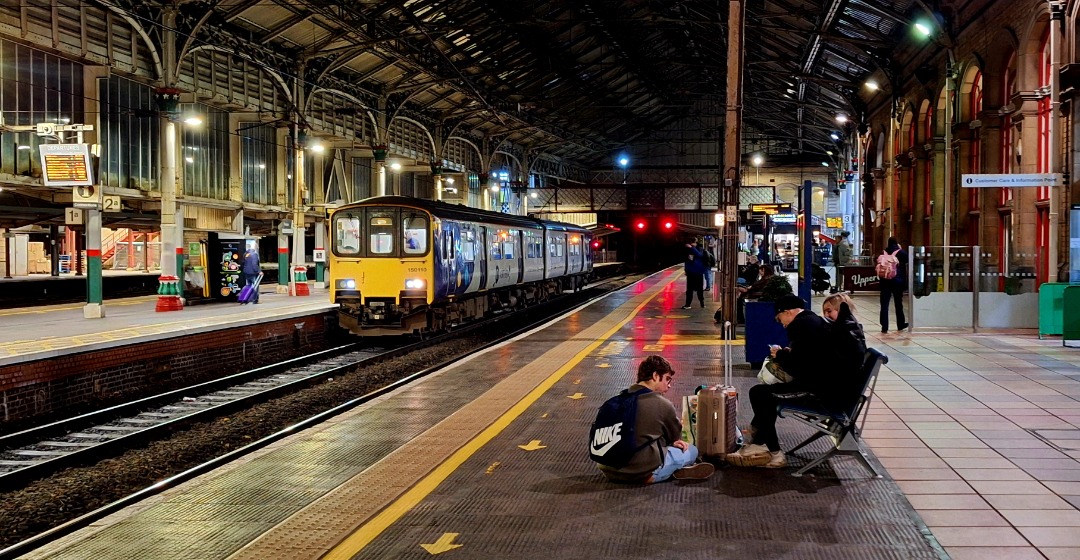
[389,161,402,171]
[309,141,325,153]
[182,115,203,126]
[836,114,848,124]
[751,154,764,167]
[257,163,266,169]
[530,192,538,199]
[826,150,834,156]
[617,155,630,168]
[444,177,455,185]
[821,162,830,167]
[185,156,195,163]
[490,185,499,192]
[830,133,841,141]
[915,22,932,37]
[865,80,879,91]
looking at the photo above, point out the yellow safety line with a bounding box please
[323,275,673,559]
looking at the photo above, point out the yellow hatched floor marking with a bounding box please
[323,276,669,559]
[657,333,745,346]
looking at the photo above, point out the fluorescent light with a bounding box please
[389,162,402,171]
[183,116,203,126]
[915,22,932,37]
[821,162,830,167]
[836,114,848,124]
[309,142,325,153]
[865,80,879,91]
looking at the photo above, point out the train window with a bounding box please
[491,231,503,260]
[502,235,515,259]
[403,215,428,255]
[557,238,565,258]
[334,214,362,255]
[462,230,475,262]
[369,215,395,255]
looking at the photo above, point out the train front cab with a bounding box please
[330,205,434,334]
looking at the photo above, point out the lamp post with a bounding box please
[1048,0,1063,282]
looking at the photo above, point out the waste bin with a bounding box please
[1064,286,1080,347]
[1039,282,1069,338]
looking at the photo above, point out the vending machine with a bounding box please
[208,232,245,300]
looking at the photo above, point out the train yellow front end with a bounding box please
[329,202,435,336]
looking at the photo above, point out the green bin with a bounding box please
[1039,282,1069,338]
[1064,286,1080,347]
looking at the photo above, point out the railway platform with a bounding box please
[23,269,1080,559]
[0,287,335,366]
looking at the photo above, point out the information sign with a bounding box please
[313,249,327,263]
[961,173,1063,188]
[749,203,793,215]
[102,195,122,212]
[826,216,844,228]
[39,144,93,187]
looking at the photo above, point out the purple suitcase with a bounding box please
[237,272,263,303]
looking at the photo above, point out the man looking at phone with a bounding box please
[726,294,840,468]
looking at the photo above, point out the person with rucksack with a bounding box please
[590,355,714,483]
[877,237,908,333]
[703,242,717,291]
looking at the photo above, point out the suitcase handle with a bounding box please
[723,321,733,386]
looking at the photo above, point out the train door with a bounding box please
[479,226,489,290]
[515,230,524,283]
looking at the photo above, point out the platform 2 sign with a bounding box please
[39,144,93,187]
[841,266,881,293]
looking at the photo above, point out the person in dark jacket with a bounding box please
[241,246,261,304]
[879,237,908,333]
[682,242,707,309]
[597,355,714,483]
[725,294,842,469]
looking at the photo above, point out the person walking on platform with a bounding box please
[702,241,716,292]
[593,355,714,484]
[242,246,261,304]
[833,231,852,292]
[682,242,706,309]
[877,237,908,333]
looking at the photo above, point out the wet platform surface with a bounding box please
[23,270,954,560]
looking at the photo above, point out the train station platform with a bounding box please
[27,268,1080,559]
[0,287,335,366]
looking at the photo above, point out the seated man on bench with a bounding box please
[726,294,866,468]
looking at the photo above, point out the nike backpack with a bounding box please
[588,387,654,468]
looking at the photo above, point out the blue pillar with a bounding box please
[798,179,812,305]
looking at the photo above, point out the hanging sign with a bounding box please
[750,203,793,215]
[826,216,844,228]
[39,144,94,186]
[961,173,1063,188]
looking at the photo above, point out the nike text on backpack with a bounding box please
[589,387,655,468]
[875,250,900,280]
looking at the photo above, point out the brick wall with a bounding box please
[0,311,343,429]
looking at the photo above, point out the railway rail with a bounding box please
[0,268,644,559]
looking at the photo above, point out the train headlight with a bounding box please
[337,279,357,290]
[405,278,425,289]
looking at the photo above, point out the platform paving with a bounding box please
[845,292,1080,560]
[0,287,333,365]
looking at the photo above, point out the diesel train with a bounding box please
[328,196,594,336]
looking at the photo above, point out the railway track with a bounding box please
[0,269,644,559]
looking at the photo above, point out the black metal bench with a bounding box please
[776,348,888,478]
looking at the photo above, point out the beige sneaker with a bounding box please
[736,443,770,456]
[724,446,771,467]
[760,451,787,469]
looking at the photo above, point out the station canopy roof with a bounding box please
[192,0,919,171]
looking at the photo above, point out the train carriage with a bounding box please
[329,196,592,336]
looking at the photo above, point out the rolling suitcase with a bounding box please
[237,272,263,304]
[696,321,739,457]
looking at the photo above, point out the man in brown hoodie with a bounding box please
[597,355,714,483]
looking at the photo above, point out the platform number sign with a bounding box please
[72,185,102,208]
[65,207,84,225]
[102,195,121,212]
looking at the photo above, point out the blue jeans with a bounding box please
[651,444,699,482]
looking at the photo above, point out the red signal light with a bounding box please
[592,241,601,249]
[663,221,674,230]
[635,220,646,230]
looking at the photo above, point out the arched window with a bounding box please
[923,104,934,244]
[1001,53,1016,205]
[969,71,983,211]
[1036,30,1051,283]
